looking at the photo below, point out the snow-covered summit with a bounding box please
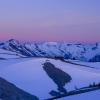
[0,39,100,62]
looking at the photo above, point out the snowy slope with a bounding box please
[0,58,100,99]
[0,39,100,62]
[58,90,100,100]
[68,60,100,69]
[0,49,25,59]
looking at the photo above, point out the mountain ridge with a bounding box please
[0,39,100,62]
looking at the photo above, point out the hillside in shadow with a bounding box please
[0,77,39,100]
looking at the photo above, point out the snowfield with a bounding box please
[0,48,25,59]
[58,90,100,100]
[69,60,100,69]
[0,58,100,99]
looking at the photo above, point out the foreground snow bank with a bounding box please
[58,90,100,100]
[0,58,100,99]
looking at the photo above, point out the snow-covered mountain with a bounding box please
[0,39,100,99]
[0,39,100,62]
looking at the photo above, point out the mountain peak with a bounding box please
[7,39,19,44]
[8,39,18,42]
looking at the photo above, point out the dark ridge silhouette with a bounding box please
[47,82,100,100]
[0,77,39,100]
[43,62,72,94]
[89,55,100,62]
[0,58,6,60]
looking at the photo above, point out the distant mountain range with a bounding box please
[0,39,100,62]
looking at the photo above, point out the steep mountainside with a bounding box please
[0,39,100,62]
[0,77,38,100]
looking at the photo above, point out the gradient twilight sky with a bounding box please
[0,0,100,43]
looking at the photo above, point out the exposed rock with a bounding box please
[0,77,39,100]
[43,62,72,94]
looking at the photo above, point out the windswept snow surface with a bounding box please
[0,58,100,99]
[0,49,25,59]
[69,60,100,69]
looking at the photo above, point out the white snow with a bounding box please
[1,40,100,61]
[0,58,100,99]
[58,90,100,100]
[0,49,25,59]
[69,60,100,69]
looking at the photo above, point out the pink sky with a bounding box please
[0,0,100,43]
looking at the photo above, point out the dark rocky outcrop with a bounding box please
[43,62,72,94]
[0,77,39,100]
[89,55,100,62]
